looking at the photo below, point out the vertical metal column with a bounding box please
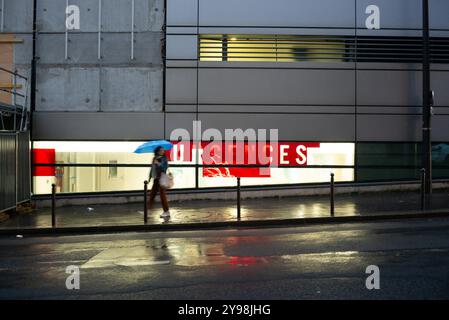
[131,0,135,60]
[144,180,148,224]
[15,133,18,210]
[330,173,335,217]
[222,36,228,61]
[237,177,241,220]
[98,0,102,60]
[422,0,432,196]
[13,71,17,131]
[20,80,29,131]
[51,184,56,227]
[30,0,38,195]
[421,168,426,210]
[65,0,69,60]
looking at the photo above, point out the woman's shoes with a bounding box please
[160,211,171,218]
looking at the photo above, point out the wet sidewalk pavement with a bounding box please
[2,188,449,229]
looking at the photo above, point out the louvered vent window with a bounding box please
[199,34,449,64]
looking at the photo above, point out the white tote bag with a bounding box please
[159,172,174,189]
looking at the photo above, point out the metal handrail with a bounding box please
[0,67,28,80]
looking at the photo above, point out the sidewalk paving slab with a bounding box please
[1,189,449,235]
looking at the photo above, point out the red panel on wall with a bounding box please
[33,149,55,176]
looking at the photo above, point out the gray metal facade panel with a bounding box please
[433,116,449,141]
[166,68,198,104]
[166,0,198,26]
[165,113,197,139]
[198,69,355,106]
[357,106,422,115]
[431,72,449,107]
[356,29,422,37]
[357,115,422,142]
[430,0,449,30]
[166,26,198,34]
[197,27,356,37]
[356,0,422,30]
[357,63,422,71]
[166,104,197,112]
[198,0,355,28]
[197,105,356,114]
[198,114,355,141]
[357,70,423,106]
[166,35,198,60]
[32,112,165,140]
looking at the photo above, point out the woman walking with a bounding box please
[148,146,170,218]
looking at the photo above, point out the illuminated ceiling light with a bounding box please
[33,141,145,153]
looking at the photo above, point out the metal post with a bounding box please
[30,0,37,195]
[144,180,148,224]
[98,0,102,60]
[131,0,135,60]
[237,177,241,220]
[20,80,29,131]
[330,173,335,217]
[65,0,69,60]
[51,183,56,227]
[421,168,426,210]
[422,0,432,196]
[13,71,17,131]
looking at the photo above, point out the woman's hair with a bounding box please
[154,146,163,155]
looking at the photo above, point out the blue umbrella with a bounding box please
[134,140,173,154]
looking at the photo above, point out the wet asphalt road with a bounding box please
[1,218,449,299]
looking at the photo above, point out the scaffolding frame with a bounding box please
[0,67,29,132]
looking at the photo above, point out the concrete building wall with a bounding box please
[1,0,165,139]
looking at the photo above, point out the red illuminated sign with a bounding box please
[167,141,321,178]
[33,149,56,177]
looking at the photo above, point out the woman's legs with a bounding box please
[159,187,169,212]
[148,179,169,212]
[148,180,159,209]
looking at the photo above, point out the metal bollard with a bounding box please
[421,168,426,211]
[237,177,241,220]
[51,183,56,227]
[144,180,148,224]
[330,173,335,217]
